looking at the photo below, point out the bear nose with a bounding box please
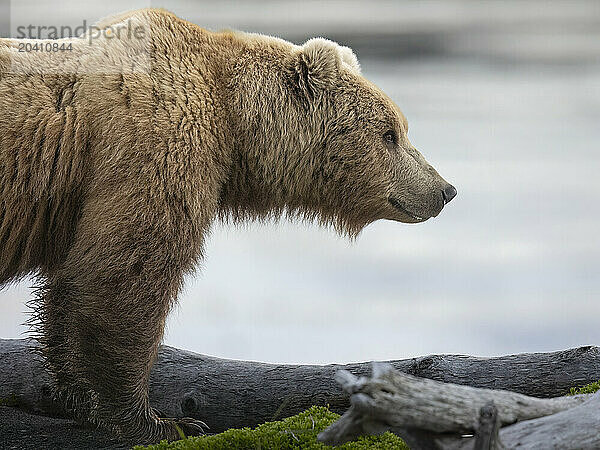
[442,184,457,204]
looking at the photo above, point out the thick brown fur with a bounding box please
[0,9,454,442]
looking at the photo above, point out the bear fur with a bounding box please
[0,9,455,442]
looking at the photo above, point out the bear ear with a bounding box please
[338,45,361,74]
[289,38,361,99]
[290,38,342,99]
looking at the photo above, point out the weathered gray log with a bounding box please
[398,403,506,450]
[498,391,600,450]
[1,338,599,434]
[473,403,503,450]
[317,364,600,449]
[0,406,132,450]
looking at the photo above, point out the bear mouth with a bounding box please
[388,197,428,221]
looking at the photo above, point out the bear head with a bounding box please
[223,35,457,237]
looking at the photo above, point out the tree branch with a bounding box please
[317,363,599,449]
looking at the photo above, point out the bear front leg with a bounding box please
[38,198,208,443]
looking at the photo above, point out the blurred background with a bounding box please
[1,0,599,363]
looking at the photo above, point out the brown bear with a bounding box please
[0,8,456,442]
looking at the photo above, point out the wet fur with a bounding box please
[0,8,450,442]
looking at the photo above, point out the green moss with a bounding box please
[567,380,600,396]
[134,406,408,450]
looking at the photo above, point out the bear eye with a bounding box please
[383,130,397,146]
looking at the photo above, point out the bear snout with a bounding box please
[442,184,457,204]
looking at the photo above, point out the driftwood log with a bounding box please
[1,338,599,447]
[317,363,600,449]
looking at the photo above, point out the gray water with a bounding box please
[1,0,599,363]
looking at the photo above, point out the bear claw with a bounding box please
[163,416,208,439]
